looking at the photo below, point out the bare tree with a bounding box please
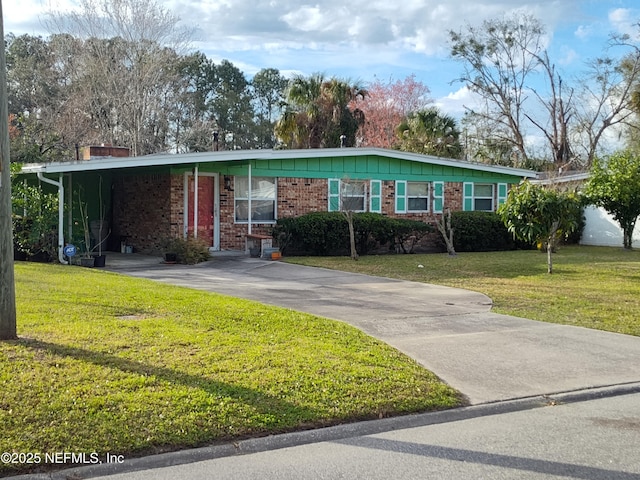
[573,46,640,166]
[339,178,364,261]
[524,51,575,167]
[45,0,193,155]
[449,14,544,165]
[435,209,456,256]
[451,14,640,170]
[0,0,17,340]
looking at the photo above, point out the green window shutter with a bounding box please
[433,181,444,214]
[395,180,407,213]
[463,182,474,211]
[370,180,382,213]
[497,183,508,207]
[328,179,340,212]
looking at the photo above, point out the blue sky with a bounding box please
[4,0,640,118]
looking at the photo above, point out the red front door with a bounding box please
[187,175,215,247]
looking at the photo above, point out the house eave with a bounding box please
[531,172,589,185]
[20,147,539,178]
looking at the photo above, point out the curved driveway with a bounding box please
[109,255,640,405]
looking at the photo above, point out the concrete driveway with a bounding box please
[107,254,640,405]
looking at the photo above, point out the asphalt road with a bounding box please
[20,390,640,480]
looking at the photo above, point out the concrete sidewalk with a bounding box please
[106,254,640,405]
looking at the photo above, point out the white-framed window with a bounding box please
[407,182,430,212]
[341,180,367,212]
[463,183,494,211]
[396,180,444,214]
[328,179,367,212]
[234,176,277,223]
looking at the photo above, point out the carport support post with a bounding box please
[247,162,252,235]
[67,174,73,242]
[182,172,188,238]
[193,164,199,239]
[37,172,67,265]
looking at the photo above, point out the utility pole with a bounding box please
[0,0,17,340]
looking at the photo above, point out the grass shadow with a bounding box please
[18,337,320,432]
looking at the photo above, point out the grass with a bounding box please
[0,263,462,476]
[286,245,640,337]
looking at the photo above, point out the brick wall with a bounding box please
[278,177,327,217]
[117,174,484,253]
[215,177,465,252]
[219,176,240,250]
[112,173,172,253]
[217,176,328,250]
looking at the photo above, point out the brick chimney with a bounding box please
[81,144,130,160]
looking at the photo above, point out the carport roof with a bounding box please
[20,147,538,178]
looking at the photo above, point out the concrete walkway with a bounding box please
[104,253,640,405]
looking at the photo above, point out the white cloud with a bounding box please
[435,86,482,118]
[608,8,640,40]
[3,0,630,105]
[574,24,592,40]
[558,47,579,66]
[3,0,586,60]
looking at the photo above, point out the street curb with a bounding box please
[11,381,640,480]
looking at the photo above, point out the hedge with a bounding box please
[271,212,433,256]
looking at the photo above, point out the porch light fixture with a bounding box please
[224,175,232,191]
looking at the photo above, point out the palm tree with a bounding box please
[275,74,367,149]
[320,77,367,147]
[397,108,463,158]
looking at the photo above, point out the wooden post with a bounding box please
[0,0,18,340]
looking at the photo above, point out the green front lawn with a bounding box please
[287,246,640,336]
[0,263,462,476]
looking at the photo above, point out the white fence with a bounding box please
[580,206,640,247]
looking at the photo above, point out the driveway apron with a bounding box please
[108,256,640,405]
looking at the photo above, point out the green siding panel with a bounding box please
[268,160,282,170]
[378,159,390,174]
[281,159,296,171]
[344,157,356,172]
[388,159,402,174]
[307,158,320,171]
[172,154,527,184]
[295,159,307,171]
[356,158,368,173]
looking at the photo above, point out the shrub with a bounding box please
[272,212,433,256]
[163,237,211,264]
[436,211,525,252]
[11,184,59,262]
[272,212,349,256]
